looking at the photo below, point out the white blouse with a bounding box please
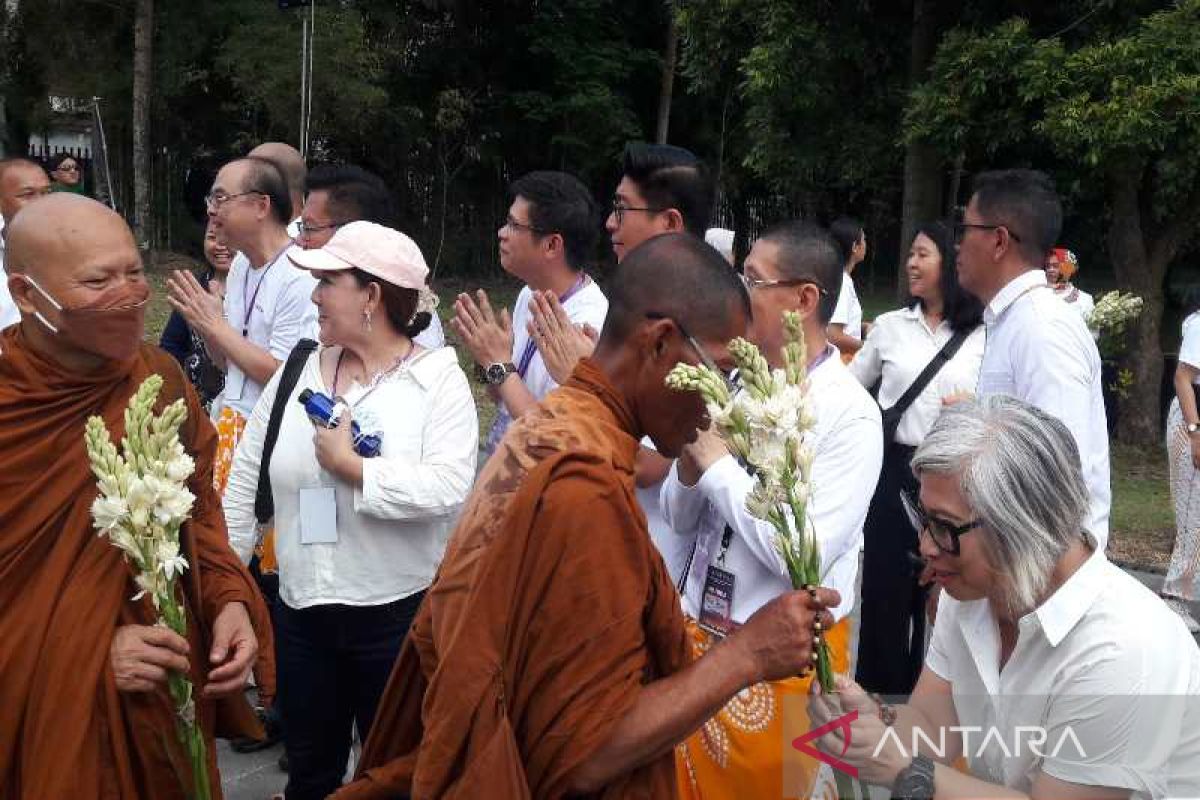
[849,305,985,447]
[223,346,478,609]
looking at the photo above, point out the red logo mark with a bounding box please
[791,710,859,777]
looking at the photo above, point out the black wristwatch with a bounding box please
[892,755,935,800]
[475,361,517,386]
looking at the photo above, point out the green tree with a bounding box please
[907,1,1200,442]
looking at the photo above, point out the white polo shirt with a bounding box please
[926,551,1200,798]
[849,305,985,447]
[830,273,863,340]
[977,269,1111,549]
[216,249,318,419]
[660,344,883,622]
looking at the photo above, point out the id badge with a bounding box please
[298,487,338,544]
[699,564,737,637]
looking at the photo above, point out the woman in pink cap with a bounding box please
[221,221,479,800]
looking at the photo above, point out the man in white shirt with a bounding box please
[661,220,882,799]
[452,171,608,456]
[955,168,1111,549]
[0,159,52,330]
[296,163,444,349]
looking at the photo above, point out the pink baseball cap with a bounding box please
[288,220,431,290]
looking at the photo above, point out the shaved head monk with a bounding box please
[333,233,839,800]
[0,194,272,798]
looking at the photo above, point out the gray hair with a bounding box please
[910,395,1090,615]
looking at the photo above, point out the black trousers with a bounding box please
[855,442,927,698]
[278,592,425,800]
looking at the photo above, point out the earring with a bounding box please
[363,309,373,331]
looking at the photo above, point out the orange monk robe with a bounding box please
[0,326,272,799]
[333,358,692,800]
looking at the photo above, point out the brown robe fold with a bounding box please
[0,326,272,799]
[334,358,692,800]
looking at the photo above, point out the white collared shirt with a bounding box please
[1179,312,1200,384]
[216,249,319,419]
[977,269,1111,549]
[926,551,1200,798]
[660,345,883,622]
[223,346,479,608]
[830,273,863,340]
[849,305,985,447]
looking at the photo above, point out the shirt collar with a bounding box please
[401,346,454,390]
[808,342,840,374]
[903,303,949,336]
[983,269,1047,326]
[1026,547,1109,647]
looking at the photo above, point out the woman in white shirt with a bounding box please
[849,220,985,696]
[223,221,477,800]
[1163,298,1200,632]
[810,397,1200,800]
[828,215,868,358]
[1045,247,1094,320]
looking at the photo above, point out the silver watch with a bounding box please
[1188,421,1200,435]
[892,755,935,800]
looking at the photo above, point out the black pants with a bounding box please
[278,592,425,800]
[855,442,927,698]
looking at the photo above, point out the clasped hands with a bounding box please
[110,601,257,698]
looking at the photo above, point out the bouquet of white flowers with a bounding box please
[1087,290,1143,346]
[666,311,834,691]
[84,375,209,800]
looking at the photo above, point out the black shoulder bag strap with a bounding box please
[254,338,319,524]
[881,327,973,445]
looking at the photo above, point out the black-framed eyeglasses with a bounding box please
[954,221,1022,244]
[55,163,79,173]
[646,311,736,392]
[900,489,982,556]
[298,220,347,237]
[740,272,829,296]
[610,201,664,226]
[205,190,265,210]
[504,215,553,235]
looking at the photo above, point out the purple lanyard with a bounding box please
[515,274,589,378]
[240,243,291,337]
[807,345,834,372]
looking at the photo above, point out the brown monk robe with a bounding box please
[0,194,270,799]
[334,234,839,800]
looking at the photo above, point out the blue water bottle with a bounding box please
[297,388,383,458]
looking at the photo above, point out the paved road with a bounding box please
[219,566,1193,800]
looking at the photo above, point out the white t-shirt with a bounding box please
[849,305,985,447]
[485,279,608,453]
[216,249,319,419]
[926,550,1200,799]
[660,345,883,622]
[1053,283,1095,321]
[977,269,1111,550]
[830,272,863,340]
[223,346,478,608]
[1179,312,1200,385]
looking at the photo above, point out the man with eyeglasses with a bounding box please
[954,168,1110,551]
[661,220,882,800]
[452,170,608,456]
[0,158,52,329]
[298,163,444,349]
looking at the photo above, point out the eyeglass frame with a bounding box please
[53,163,80,173]
[954,221,1022,244]
[297,220,348,237]
[900,488,982,556]
[645,311,736,393]
[609,201,665,226]
[205,190,266,210]
[740,272,829,296]
[503,215,555,236]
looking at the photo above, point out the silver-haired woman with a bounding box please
[809,396,1200,800]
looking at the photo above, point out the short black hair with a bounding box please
[238,156,292,225]
[48,152,79,171]
[757,220,844,325]
[970,169,1062,265]
[829,216,864,266]
[509,170,598,271]
[905,220,983,333]
[599,233,751,347]
[621,143,713,236]
[305,163,398,227]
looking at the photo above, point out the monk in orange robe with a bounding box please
[0,194,271,799]
[333,234,840,800]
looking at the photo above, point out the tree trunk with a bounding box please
[897,0,944,299]
[1105,159,1166,443]
[655,4,677,145]
[132,0,153,248]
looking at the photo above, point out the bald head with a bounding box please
[0,158,51,224]
[598,233,751,349]
[249,142,306,212]
[6,194,137,282]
